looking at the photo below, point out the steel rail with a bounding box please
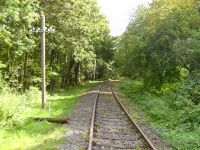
[111,85,157,150]
[88,83,104,150]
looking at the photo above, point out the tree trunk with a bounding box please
[49,49,54,91]
[23,52,28,91]
[74,62,80,84]
[66,56,75,86]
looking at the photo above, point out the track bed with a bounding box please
[88,81,156,150]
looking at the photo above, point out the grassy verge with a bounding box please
[0,81,98,150]
[118,79,200,150]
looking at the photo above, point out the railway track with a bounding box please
[88,81,157,150]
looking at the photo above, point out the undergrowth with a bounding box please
[0,78,98,149]
[0,85,41,127]
[118,74,200,150]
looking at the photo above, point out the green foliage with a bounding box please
[118,78,200,149]
[0,93,24,126]
[0,75,7,92]
[116,2,200,147]
[0,0,113,146]
[25,86,41,105]
[0,78,41,126]
[174,71,200,105]
[0,0,113,90]
[0,81,98,149]
[115,0,200,90]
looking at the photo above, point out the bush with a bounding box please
[0,74,8,93]
[118,76,200,149]
[175,71,200,105]
[0,93,26,126]
[25,86,41,106]
[0,77,41,127]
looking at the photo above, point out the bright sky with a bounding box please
[97,0,152,36]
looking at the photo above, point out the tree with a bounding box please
[115,0,200,90]
[0,0,113,91]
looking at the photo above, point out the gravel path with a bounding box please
[58,85,100,150]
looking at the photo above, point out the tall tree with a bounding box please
[0,0,113,91]
[115,0,200,90]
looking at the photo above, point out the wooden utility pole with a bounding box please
[30,13,55,109]
[41,14,46,109]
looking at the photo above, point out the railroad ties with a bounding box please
[88,81,156,150]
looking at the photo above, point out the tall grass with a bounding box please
[0,77,98,149]
[0,75,41,127]
[118,79,200,149]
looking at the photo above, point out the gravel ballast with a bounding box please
[58,81,171,150]
[113,82,172,150]
[58,85,100,150]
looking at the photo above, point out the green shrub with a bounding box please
[0,92,26,126]
[0,77,41,127]
[173,71,200,105]
[25,86,41,106]
[0,74,8,93]
[118,76,200,149]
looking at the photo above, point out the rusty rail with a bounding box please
[88,83,104,150]
[88,81,157,150]
[111,85,157,150]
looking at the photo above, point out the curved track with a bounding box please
[88,81,157,150]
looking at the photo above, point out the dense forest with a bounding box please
[116,0,200,90]
[0,0,114,91]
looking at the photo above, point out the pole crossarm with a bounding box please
[29,26,55,33]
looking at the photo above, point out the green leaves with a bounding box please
[116,0,200,90]
[0,0,112,89]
